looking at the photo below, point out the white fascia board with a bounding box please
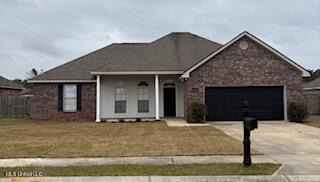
[90,71,184,75]
[303,87,320,90]
[180,32,311,79]
[27,80,96,83]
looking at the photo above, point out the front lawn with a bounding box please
[0,163,280,177]
[0,119,259,158]
[0,118,31,126]
[304,115,320,128]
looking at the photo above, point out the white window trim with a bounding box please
[63,84,77,112]
[137,81,150,113]
[163,80,176,88]
[114,81,127,114]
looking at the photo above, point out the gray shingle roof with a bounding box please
[303,77,320,89]
[0,76,25,89]
[32,43,147,80]
[31,32,221,81]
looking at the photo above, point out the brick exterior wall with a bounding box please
[0,88,23,96]
[31,83,96,121]
[184,36,304,121]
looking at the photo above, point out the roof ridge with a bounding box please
[113,42,148,45]
[185,32,222,46]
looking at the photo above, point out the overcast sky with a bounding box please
[0,0,319,79]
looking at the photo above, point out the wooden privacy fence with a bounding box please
[304,95,320,115]
[0,96,32,118]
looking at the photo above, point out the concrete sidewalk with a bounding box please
[0,155,276,167]
[2,175,320,182]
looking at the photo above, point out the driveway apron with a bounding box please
[211,122,320,175]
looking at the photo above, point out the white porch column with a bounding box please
[155,74,160,120]
[96,75,101,122]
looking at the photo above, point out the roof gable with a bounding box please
[0,76,25,90]
[180,31,311,78]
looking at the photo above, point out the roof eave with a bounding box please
[0,86,25,90]
[27,80,96,83]
[91,71,184,75]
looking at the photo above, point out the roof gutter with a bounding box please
[27,80,96,83]
[0,86,25,90]
[90,71,184,75]
[303,87,320,91]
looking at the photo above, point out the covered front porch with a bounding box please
[93,72,184,122]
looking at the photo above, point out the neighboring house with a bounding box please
[28,31,310,122]
[0,76,25,96]
[303,77,320,115]
[303,77,320,95]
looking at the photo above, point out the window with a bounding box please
[138,81,149,113]
[63,84,77,112]
[115,81,126,113]
[163,80,176,88]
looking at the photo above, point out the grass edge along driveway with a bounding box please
[0,163,280,177]
[304,115,320,128]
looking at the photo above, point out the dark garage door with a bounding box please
[205,86,284,121]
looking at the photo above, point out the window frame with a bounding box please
[137,81,149,113]
[115,81,127,113]
[63,84,77,112]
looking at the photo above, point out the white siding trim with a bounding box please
[155,75,160,120]
[96,75,101,122]
[180,31,310,79]
[303,87,320,90]
[284,85,288,121]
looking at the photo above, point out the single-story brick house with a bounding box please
[28,31,310,122]
[0,76,25,96]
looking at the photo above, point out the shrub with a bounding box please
[188,102,207,123]
[288,102,308,123]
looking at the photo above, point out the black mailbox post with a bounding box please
[243,101,258,166]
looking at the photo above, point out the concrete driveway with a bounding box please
[211,122,320,175]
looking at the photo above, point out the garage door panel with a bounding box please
[205,86,284,121]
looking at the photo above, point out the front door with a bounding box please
[163,87,176,117]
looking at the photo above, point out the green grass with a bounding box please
[0,119,261,158]
[304,115,320,128]
[0,163,280,177]
[0,118,31,125]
